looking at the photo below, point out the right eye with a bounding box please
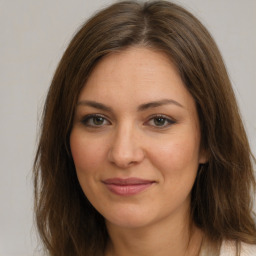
[81,114,111,127]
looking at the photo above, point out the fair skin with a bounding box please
[70,47,207,256]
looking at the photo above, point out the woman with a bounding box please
[33,1,256,255]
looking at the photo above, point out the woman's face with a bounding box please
[70,47,207,229]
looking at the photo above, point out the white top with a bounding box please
[220,240,256,256]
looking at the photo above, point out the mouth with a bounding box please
[102,178,155,196]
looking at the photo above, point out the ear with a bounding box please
[199,148,209,164]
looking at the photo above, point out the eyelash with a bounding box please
[146,114,176,128]
[80,114,176,129]
[81,114,111,128]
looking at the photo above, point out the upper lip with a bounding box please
[102,178,155,185]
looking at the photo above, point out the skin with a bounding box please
[70,47,207,256]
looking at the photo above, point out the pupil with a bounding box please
[94,117,104,125]
[154,117,165,126]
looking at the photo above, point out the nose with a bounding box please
[107,124,145,168]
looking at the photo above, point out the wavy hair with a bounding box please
[34,1,256,255]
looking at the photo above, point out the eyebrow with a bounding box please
[77,100,113,112]
[137,99,184,111]
[77,99,184,112]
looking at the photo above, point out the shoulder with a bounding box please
[220,240,256,256]
[240,242,256,256]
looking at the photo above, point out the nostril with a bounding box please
[107,129,145,168]
[107,146,145,168]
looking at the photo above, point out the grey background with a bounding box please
[0,0,255,255]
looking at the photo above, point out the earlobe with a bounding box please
[199,149,209,164]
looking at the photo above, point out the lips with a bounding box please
[102,178,155,196]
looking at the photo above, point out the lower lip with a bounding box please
[104,183,153,196]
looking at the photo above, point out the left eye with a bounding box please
[146,116,175,128]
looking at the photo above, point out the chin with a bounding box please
[102,206,159,230]
[106,216,152,229]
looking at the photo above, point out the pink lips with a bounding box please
[102,178,155,196]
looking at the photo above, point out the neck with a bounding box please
[105,211,203,256]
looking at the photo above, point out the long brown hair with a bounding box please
[34,1,256,255]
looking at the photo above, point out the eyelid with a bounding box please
[80,114,111,127]
[79,113,176,129]
[144,114,176,128]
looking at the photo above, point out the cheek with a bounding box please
[147,132,200,177]
[148,134,200,204]
[70,130,107,174]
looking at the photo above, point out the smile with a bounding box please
[102,178,155,196]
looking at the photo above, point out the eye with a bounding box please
[146,115,176,128]
[81,114,111,127]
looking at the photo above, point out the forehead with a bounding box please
[86,47,179,84]
[78,47,194,110]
